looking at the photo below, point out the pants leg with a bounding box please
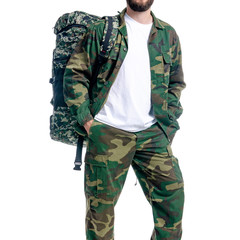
[84,120,184,240]
[84,120,136,240]
[132,123,184,240]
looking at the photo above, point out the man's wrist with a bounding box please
[84,119,94,135]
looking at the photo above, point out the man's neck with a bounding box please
[126,6,153,24]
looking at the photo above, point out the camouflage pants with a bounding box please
[84,119,184,240]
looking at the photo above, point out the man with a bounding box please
[64,0,186,239]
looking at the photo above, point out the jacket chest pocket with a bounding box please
[151,51,172,86]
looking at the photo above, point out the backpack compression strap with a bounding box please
[74,16,119,171]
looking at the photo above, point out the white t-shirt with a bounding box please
[95,13,156,132]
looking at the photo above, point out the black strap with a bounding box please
[74,136,84,170]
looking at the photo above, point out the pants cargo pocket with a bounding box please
[84,155,108,198]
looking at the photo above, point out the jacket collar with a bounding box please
[118,8,164,35]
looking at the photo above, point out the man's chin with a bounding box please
[127,0,154,12]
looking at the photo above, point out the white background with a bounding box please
[1,0,240,239]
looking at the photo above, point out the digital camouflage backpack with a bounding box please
[49,11,119,170]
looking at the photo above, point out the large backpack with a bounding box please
[49,11,119,170]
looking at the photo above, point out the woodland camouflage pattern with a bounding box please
[63,7,185,240]
[85,120,184,239]
[63,8,186,143]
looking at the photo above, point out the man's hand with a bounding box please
[84,119,94,135]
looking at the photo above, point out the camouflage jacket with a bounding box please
[63,8,186,143]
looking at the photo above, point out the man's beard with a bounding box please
[127,0,154,12]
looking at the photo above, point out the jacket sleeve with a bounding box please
[63,25,100,127]
[168,32,186,122]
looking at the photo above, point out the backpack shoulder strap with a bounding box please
[98,16,119,63]
[91,16,119,81]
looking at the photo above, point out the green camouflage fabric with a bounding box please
[50,11,118,145]
[63,8,186,143]
[100,16,119,56]
[50,106,79,145]
[54,11,99,35]
[84,119,184,239]
[53,11,100,73]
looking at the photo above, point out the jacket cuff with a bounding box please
[82,113,94,126]
[77,110,93,126]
